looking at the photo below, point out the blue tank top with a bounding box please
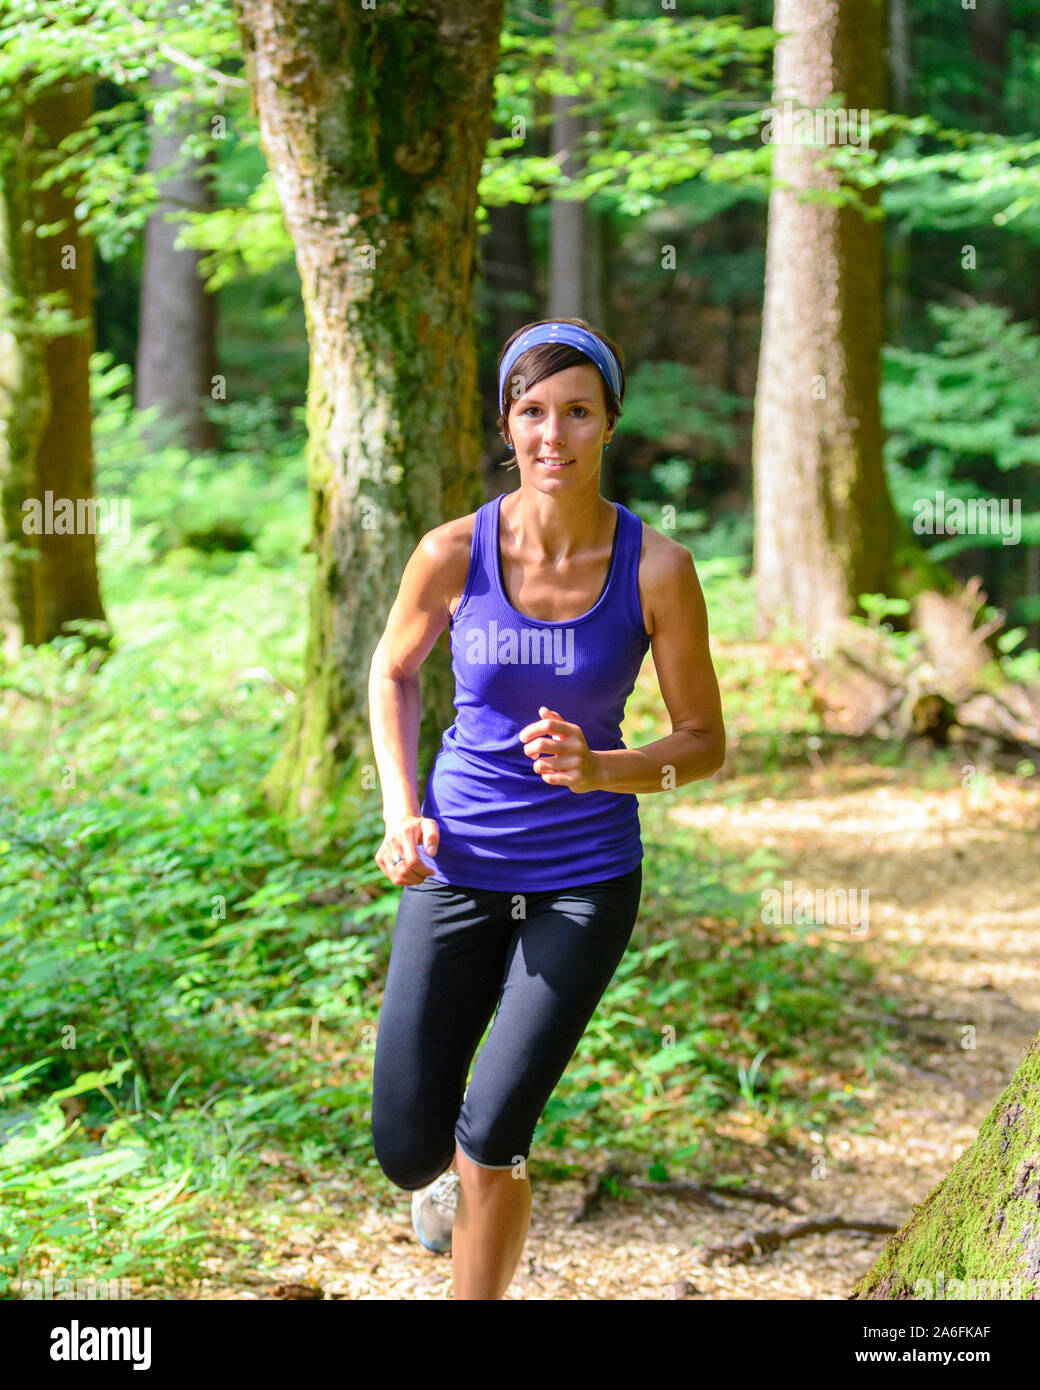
[417,490,651,891]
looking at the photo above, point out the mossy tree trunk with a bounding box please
[0,78,108,654]
[234,1,504,837]
[852,1032,1040,1300]
[752,0,940,646]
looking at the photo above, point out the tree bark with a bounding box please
[135,61,219,453]
[851,1031,1040,1299]
[478,198,535,491]
[970,0,1008,129]
[883,0,911,348]
[0,100,48,658]
[483,202,536,360]
[0,78,108,652]
[234,0,503,836]
[548,1,584,320]
[752,0,931,644]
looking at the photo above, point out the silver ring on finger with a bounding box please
[391,854,403,865]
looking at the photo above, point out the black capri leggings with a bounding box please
[370,863,642,1189]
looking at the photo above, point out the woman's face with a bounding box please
[506,364,614,483]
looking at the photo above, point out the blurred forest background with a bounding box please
[1,0,1039,1301]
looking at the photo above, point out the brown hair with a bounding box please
[496,317,626,470]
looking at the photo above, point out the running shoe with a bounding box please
[411,1169,461,1254]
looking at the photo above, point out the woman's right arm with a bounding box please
[368,522,467,886]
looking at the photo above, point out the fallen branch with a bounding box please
[692,1214,900,1266]
[566,1158,625,1223]
[809,579,1040,759]
[567,1165,799,1222]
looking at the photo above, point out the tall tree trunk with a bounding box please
[549,0,583,319]
[583,200,606,333]
[583,77,608,449]
[970,0,1008,129]
[0,102,47,658]
[483,202,537,357]
[884,0,911,348]
[585,198,614,496]
[479,199,536,492]
[234,0,503,837]
[852,1031,1040,1299]
[752,0,914,643]
[0,78,108,652]
[135,62,219,453]
[548,0,613,488]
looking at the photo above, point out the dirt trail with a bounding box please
[187,760,1039,1300]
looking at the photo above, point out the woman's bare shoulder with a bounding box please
[416,510,479,619]
[420,510,477,570]
[634,516,700,637]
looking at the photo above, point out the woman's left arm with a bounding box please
[593,539,725,794]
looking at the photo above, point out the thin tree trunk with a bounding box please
[884,0,911,348]
[479,199,536,492]
[549,0,583,319]
[970,0,1008,129]
[135,62,219,453]
[583,200,605,333]
[583,63,607,414]
[234,0,503,835]
[584,194,615,496]
[484,202,537,355]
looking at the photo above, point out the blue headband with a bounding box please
[498,322,623,418]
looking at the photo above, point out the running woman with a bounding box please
[368,317,725,1300]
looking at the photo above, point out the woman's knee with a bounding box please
[372,1123,456,1192]
[455,1141,528,1191]
[454,1110,532,1176]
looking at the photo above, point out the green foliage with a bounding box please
[91,351,307,565]
[881,302,1040,631]
[487,5,777,213]
[883,302,1040,558]
[0,1061,209,1297]
[626,458,753,563]
[619,361,747,452]
[0,0,246,257]
[176,150,294,289]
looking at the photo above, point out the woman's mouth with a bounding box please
[538,458,574,468]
